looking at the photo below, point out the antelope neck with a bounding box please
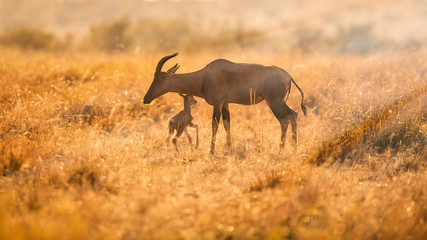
[168,71,205,98]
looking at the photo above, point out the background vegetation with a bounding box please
[0,0,426,239]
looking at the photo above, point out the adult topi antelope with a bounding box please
[143,53,307,154]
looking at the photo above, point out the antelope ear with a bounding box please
[178,92,185,97]
[167,64,180,76]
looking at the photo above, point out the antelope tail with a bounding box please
[291,78,307,115]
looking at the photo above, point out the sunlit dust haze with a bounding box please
[0,0,426,239]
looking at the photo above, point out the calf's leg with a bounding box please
[189,122,199,148]
[166,123,174,143]
[172,127,185,153]
[184,127,193,151]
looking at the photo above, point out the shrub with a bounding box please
[84,17,132,53]
[0,27,74,51]
[0,27,57,50]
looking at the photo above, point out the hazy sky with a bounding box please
[1,0,426,45]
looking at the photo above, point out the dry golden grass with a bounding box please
[0,47,426,240]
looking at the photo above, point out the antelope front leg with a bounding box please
[222,103,231,149]
[210,105,222,154]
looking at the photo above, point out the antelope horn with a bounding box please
[155,52,179,75]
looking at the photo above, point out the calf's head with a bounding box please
[180,93,197,107]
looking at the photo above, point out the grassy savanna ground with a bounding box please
[0,47,426,240]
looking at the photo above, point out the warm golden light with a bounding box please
[0,1,426,239]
